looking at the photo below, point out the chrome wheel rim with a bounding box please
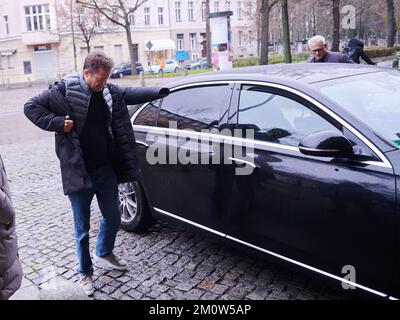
[118,182,137,223]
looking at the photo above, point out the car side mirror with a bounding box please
[299,130,353,157]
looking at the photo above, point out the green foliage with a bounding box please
[233,52,310,67]
[364,46,395,58]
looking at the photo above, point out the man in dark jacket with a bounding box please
[342,38,375,65]
[24,51,169,296]
[307,35,355,63]
[0,154,23,300]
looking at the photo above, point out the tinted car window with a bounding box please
[158,85,229,131]
[134,100,160,127]
[238,85,339,146]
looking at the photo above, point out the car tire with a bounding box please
[118,181,154,232]
[174,67,179,73]
[119,72,124,78]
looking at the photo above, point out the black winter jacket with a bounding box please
[24,73,169,194]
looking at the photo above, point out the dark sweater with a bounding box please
[80,91,113,172]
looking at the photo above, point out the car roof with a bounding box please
[166,63,395,87]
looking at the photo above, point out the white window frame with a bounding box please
[128,9,135,26]
[201,2,206,21]
[238,30,243,46]
[158,7,164,25]
[189,33,196,50]
[237,1,242,20]
[192,52,200,61]
[214,1,219,13]
[226,0,231,11]
[177,33,184,51]
[144,7,150,25]
[3,15,9,35]
[24,4,51,32]
[188,2,194,21]
[175,2,182,22]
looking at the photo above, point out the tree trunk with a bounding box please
[386,0,397,47]
[205,0,212,68]
[260,0,270,65]
[331,0,340,52]
[125,27,137,75]
[281,0,291,63]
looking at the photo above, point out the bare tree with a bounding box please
[77,0,149,75]
[281,0,291,63]
[57,1,109,54]
[331,0,340,51]
[205,0,212,68]
[386,0,397,47]
[259,0,278,65]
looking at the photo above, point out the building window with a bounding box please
[214,1,219,13]
[128,12,135,26]
[23,61,32,74]
[188,2,194,21]
[144,7,150,25]
[94,46,104,51]
[24,4,51,31]
[158,7,164,25]
[175,2,182,22]
[3,16,9,35]
[201,2,207,20]
[189,33,196,50]
[238,31,243,46]
[177,33,184,51]
[248,30,252,45]
[94,14,101,28]
[237,1,242,20]
[192,52,200,60]
[226,1,231,11]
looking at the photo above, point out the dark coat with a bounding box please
[0,155,23,300]
[308,51,355,63]
[342,38,375,65]
[24,73,169,195]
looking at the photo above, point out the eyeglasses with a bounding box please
[311,48,325,53]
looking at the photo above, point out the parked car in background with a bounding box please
[110,62,144,78]
[149,59,180,74]
[121,63,400,299]
[185,57,208,70]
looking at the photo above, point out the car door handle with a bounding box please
[228,157,257,169]
[136,141,149,148]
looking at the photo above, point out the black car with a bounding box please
[118,63,400,299]
[110,62,144,78]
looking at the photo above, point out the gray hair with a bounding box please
[83,51,114,73]
[308,35,326,47]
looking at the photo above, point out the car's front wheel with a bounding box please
[174,67,179,72]
[118,181,154,232]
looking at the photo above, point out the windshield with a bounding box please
[314,71,400,149]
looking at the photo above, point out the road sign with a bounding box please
[175,51,189,61]
[146,41,153,51]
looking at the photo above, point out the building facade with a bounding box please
[0,0,257,83]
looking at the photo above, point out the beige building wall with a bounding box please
[0,0,258,84]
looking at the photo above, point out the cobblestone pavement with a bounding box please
[0,82,371,300]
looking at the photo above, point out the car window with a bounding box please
[158,85,229,132]
[134,100,160,126]
[238,85,340,146]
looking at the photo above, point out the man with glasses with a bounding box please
[307,35,354,64]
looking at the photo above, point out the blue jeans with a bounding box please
[68,165,121,275]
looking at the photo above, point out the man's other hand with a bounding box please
[64,115,74,133]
